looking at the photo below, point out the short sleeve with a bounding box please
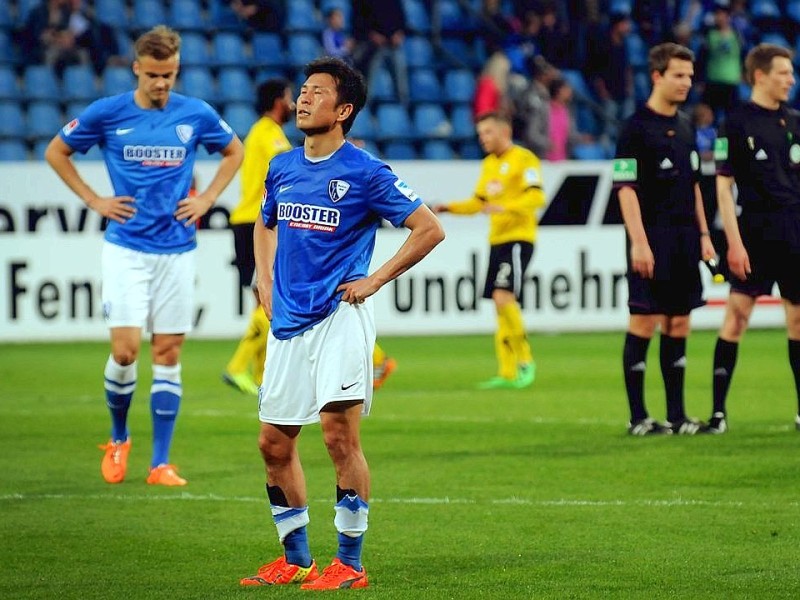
[612,120,640,188]
[714,120,733,177]
[366,164,424,228]
[197,101,235,154]
[59,98,107,153]
[261,167,278,228]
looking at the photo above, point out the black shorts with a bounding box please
[231,222,256,288]
[730,214,800,304]
[627,225,704,315]
[482,241,534,300]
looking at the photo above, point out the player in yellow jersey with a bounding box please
[433,112,544,389]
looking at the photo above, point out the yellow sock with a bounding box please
[499,301,533,366]
[495,314,517,379]
[373,343,387,367]
[226,307,269,376]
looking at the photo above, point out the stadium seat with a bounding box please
[348,107,377,141]
[0,140,28,160]
[413,103,451,139]
[169,0,207,31]
[443,70,475,104]
[179,32,211,67]
[222,103,258,138]
[286,34,321,70]
[282,119,303,145]
[65,101,90,119]
[422,140,455,160]
[27,101,63,140]
[0,2,12,30]
[213,32,249,68]
[438,37,478,70]
[374,103,413,141]
[102,66,135,96]
[320,0,352,27]
[208,0,243,31]
[255,68,290,85]
[382,141,417,160]
[252,33,286,69]
[789,0,800,24]
[458,140,483,159]
[132,0,167,32]
[0,31,18,66]
[439,0,473,34]
[449,105,475,140]
[625,32,648,69]
[179,67,217,103]
[286,1,322,33]
[217,68,254,105]
[115,30,134,62]
[368,67,397,104]
[560,69,591,101]
[609,0,632,14]
[404,36,434,70]
[62,65,98,103]
[572,142,608,160]
[633,70,650,105]
[94,0,129,29]
[409,69,442,104]
[751,0,780,20]
[23,65,60,102]
[0,101,25,138]
[0,66,19,101]
[360,140,380,157]
[15,0,40,26]
[403,0,431,34]
[32,139,50,160]
[760,32,789,49]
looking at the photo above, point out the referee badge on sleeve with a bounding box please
[714,137,729,160]
[612,158,637,182]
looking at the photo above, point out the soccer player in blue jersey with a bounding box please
[44,25,244,486]
[239,57,444,590]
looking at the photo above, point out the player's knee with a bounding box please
[258,432,293,466]
[112,348,138,366]
[322,428,358,463]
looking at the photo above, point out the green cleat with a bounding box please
[221,371,259,396]
[514,362,536,388]
[477,376,518,390]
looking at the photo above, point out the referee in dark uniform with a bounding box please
[613,43,717,435]
[702,44,800,434]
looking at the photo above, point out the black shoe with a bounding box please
[699,412,727,434]
[628,418,671,436]
[665,418,703,435]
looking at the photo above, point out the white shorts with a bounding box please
[258,300,377,425]
[101,242,195,334]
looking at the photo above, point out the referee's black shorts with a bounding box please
[231,222,256,288]
[482,241,534,300]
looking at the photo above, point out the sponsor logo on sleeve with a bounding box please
[524,167,541,186]
[393,178,419,201]
[62,119,79,136]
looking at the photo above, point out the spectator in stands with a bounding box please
[513,55,556,157]
[474,51,513,120]
[692,102,726,268]
[536,0,572,69]
[585,12,634,149]
[698,2,742,121]
[352,0,409,106]
[228,0,284,32]
[478,0,521,56]
[546,78,584,161]
[322,7,354,64]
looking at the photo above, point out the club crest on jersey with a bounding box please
[328,180,351,203]
[176,124,193,144]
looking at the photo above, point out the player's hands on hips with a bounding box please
[727,243,751,281]
[338,278,378,305]
[630,242,655,279]
[88,195,135,223]
[175,192,215,226]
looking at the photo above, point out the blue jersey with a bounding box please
[262,142,423,339]
[59,91,234,254]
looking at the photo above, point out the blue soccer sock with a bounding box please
[150,363,182,468]
[104,355,137,443]
[267,485,312,568]
[334,487,369,571]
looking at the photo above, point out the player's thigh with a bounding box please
[483,241,533,300]
[101,242,150,328]
[259,333,317,425]
[775,233,800,304]
[150,250,195,334]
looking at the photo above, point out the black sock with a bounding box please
[661,334,687,423]
[712,338,738,415]
[623,332,650,422]
[788,339,800,416]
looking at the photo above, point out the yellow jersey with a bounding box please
[229,116,292,225]
[445,144,545,245]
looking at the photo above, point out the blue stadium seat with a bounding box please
[179,67,217,103]
[23,65,60,102]
[169,0,208,31]
[369,67,397,104]
[0,140,28,160]
[751,0,780,20]
[27,101,63,140]
[404,36,434,70]
[115,30,134,62]
[16,0,40,26]
[422,140,455,160]
[132,0,167,32]
[609,0,632,15]
[633,70,650,105]
[320,0,352,28]
[374,103,413,141]
[222,103,258,138]
[789,0,800,24]
[32,139,50,160]
[63,65,98,103]
[286,34,321,69]
[348,107,376,141]
[413,103,451,139]
[403,0,431,34]
[409,69,442,104]
[760,32,789,49]
[0,66,19,100]
[0,2,14,29]
[360,140,380,157]
[625,33,647,69]
[439,0,473,34]
[0,101,25,138]
[255,68,290,85]
[458,140,483,159]
[102,66,135,96]
[217,68,254,105]
[0,31,18,65]
[65,101,91,119]
[213,32,249,68]
[560,69,591,101]
[438,37,478,70]
[95,0,129,29]
[208,0,243,31]
[179,33,211,67]
[449,105,475,140]
[286,0,322,33]
[572,142,608,160]
[282,119,303,145]
[383,141,417,160]
[252,33,286,69]
[443,70,475,104]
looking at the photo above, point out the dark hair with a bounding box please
[256,78,291,114]
[745,43,793,86]
[303,57,367,134]
[548,78,567,98]
[648,42,694,76]
[134,25,181,60]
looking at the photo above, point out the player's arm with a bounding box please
[716,173,750,280]
[693,182,716,261]
[337,205,445,304]
[253,217,276,320]
[175,136,244,226]
[44,135,135,224]
[432,195,484,215]
[618,185,654,279]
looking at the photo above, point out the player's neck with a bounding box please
[646,96,678,117]
[304,132,345,158]
[134,89,169,110]
[493,141,513,157]
[750,89,780,111]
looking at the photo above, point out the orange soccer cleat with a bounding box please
[146,464,187,486]
[98,438,131,484]
[240,556,319,586]
[300,558,368,590]
[373,357,397,391]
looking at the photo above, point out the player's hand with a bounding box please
[481,203,503,214]
[87,195,135,224]
[630,242,655,279]
[431,204,448,214]
[700,235,716,262]
[337,277,378,305]
[174,193,215,226]
[727,243,751,281]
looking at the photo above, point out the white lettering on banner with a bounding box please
[0,161,785,341]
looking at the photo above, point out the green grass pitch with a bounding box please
[1,330,799,599]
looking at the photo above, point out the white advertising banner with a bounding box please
[0,161,784,341]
